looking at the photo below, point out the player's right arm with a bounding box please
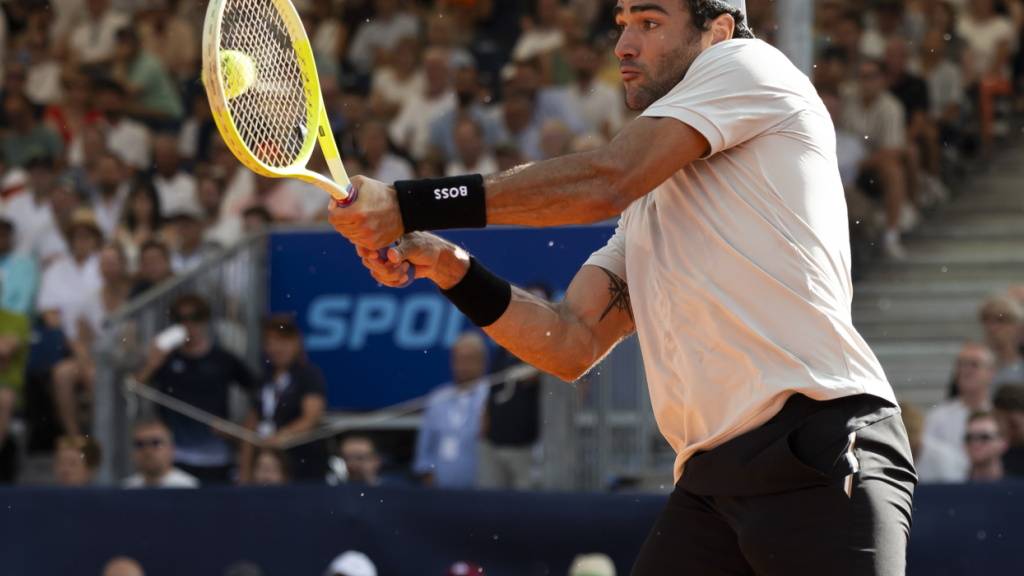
[354,233,635,382]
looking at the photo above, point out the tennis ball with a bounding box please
[220,49,257,100]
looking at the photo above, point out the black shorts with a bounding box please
[632,393,917,576]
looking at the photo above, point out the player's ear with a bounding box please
[709,13,736,44]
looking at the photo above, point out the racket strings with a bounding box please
[220,0,310,169]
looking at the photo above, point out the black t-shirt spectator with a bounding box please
[890,73,930,124]
[153,345,255,469]
[485,347,540,447]
[256,361,329,482]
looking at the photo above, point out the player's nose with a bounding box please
[614,28,640,61]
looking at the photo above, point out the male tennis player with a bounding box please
[329,1,916,574]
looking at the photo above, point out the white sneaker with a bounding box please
[882,232,907,261]
[899,203,920,233]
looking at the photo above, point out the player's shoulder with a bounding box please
[696,38,787,68]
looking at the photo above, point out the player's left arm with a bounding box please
[328,116,707,248]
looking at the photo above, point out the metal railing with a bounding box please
[539,336,675,493]
[93,233,268,484]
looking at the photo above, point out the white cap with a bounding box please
[325,551,377,576]
[569,553,616,576]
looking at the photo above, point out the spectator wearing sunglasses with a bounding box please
[123,419,198,488]
[963,411,1007,483]
[136,294,256,484]
[978,295,1024,387]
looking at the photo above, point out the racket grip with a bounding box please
[378,247,415,288]
[334,183,358,207]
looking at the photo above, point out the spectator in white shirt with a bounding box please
[923,341,995,478]
[389,48,457,159]
[346,0,420,74]
[152,133,199,215]
[445,117,498,177]
[36,213,103,436]
[4,154,58,257]
[360,120,414,184]
[93,79,152,171]
[563,40,625,138]
[90,152,131,239]
[66,0,130,67]
[902,403,967,484]
[123,419,200,488]
[370,36,425,119]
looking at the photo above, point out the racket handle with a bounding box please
[335,183,358,207]
[378,247,415,288]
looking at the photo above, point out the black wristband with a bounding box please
[395,174,487,232]
[440,257,512,328]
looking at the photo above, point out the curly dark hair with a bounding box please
[684,0,756,39]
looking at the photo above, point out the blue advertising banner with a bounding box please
[268,225,616,410]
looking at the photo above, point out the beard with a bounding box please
[623,34,704,111]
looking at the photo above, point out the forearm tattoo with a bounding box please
[598,268,633,322]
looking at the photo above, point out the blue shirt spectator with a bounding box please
[0,218,39,315]
[413,332,490,489]
[413,379,489,489]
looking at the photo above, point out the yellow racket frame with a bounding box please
[202,0,352,203]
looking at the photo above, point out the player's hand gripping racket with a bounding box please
[201,0,412,285]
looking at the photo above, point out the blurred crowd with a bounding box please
[99,550,620,576]
[0,0,1023,496]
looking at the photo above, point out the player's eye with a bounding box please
[643,20,660,30]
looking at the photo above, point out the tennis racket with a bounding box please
[202,0,352,203]
[202,0,412,282]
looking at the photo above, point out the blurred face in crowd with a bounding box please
[4,94,33,131]
[99,245,127,284]
[955,343,995,398]
[391,37,420,76]
[423,49,451,96]
[341,437,381,485]
[540,120,571,160]
[87,0,109,18]
[965,415,1007,467]
[153,135,181,176]
[243,209,272,234]
[451,334,487,385]
[132,424,174,479]
[884,39,909,76]
[264,330,302,371]
[70,226,101,262]
[858,61,887,102]
[980,300,1023,350]
[834,15,862,53]
[453,119,484,165]
[176,217,204,252]
[197,178,223,217]
[253,451,288,485]
[49,183,80,225]
[53,444,95,486]
[173,300,210,345]
[27,161,55,195]
[971,0,996,19]
[374,0,397,18]
[129,186,158,228]
[454,66,481,107]
[995,405,1024,446]
[537,0,561,27]
[502,90,535,133]
[614,0,708,111]
[95,154,125,195]
[139,246,172,283]
[359,122,389,165]
[570,43,600,81]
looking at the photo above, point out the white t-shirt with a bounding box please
[123,467,200,489]
[154,171,200,215]
[957,15,1017,79]
[68,10,131,65]
[36,255,102,333]
[585,40,897,481]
